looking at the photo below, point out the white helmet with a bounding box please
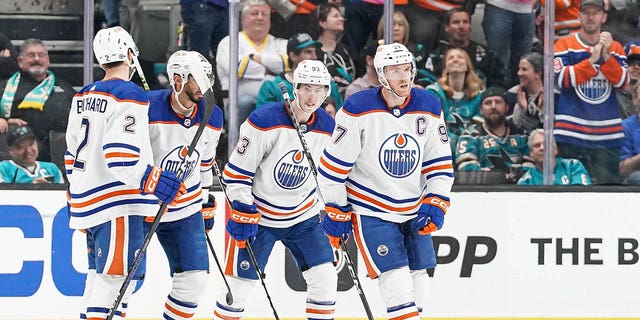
[373,43,416,95]
[293,60,331,110]
[167,50,214,94]
[93,26,139,65]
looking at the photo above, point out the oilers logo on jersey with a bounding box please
[161,145,199,180]
[273,150,310,189]
[575,72,612,105]
[378,133,420,178]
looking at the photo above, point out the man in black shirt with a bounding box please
[0,38,74,161]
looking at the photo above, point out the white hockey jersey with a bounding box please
[147,89,223,222]
[66,79,156,229]
[318,87,454,223]
[222,102,335,228]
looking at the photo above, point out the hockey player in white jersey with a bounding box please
[318,43,454,319]
[145,50,223,320]
[215,60,338,320]
[65,26,186,320]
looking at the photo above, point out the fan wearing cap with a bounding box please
[0,125,63,183]
[144,50,224,320]
[215,60,338,320]
[553,0,628,184]
[66,26,186,320]
[256,32,343,110]
[617,40,640,118]
[318,43,453,320]
[455,86,533,181]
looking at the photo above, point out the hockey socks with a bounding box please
[163,295,197,320]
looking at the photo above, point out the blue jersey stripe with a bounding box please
[107,160,139,168]
[226,162,255,177]
[102,143,141,152]
[322,150,354,167]
[253,188,315,210]
[422,155,452,167]
[318,168,346,183]
[71,199,159,217]
[70,181,125,198]
[347,178,422,204]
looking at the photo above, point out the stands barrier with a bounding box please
[1,186,640,319]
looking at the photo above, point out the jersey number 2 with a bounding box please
[73,117,90,170]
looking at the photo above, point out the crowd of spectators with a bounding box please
[3,0,640,186]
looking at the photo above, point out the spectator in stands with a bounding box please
[180,0,228,62]
[269,0,321,39]
[455,87,533,182]
[376,11,429,87]
[0,38,74,161]
[506,52,544,135]
[426,48,484,151]
[537,0,581,38]
[322,96,337,117]
[425,8,505,87]
[216,0,288,124]
[102,0,121,28]
[399,0,475,53]
[518,129,592,185]
[316,3,357,90]
[256,33,343,108]
[619,82,640,184]
[0,32,18,81]
[344,0,406,52]
[617,40,640,118]
[482,0,536,87]
[554,0,627,184]
[0,126,63,184]
[345,39,380,99]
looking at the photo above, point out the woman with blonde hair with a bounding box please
[427,48,485,149]
[376,11,430,85]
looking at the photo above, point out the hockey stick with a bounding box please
[106,87,216,320]
[206,232,234,305]
[211,160,280,320]
[278,83,374,320]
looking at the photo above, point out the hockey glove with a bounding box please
[140,165,186,205]
[202,194,216,232]
[321,203,353,249]
[226,200,261,248]
[411,196,449,235]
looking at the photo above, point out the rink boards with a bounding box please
[0,189,639,319]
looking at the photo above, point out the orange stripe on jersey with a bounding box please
[320,157,350,175]
[306,308,335,314]
[421,163,453,174]
[75,90,148,106]
[390,311,421,320]
[207,123,222,131]
[107,217,125,275]
[224,240,237,276]
[555,122,623,133]
[64,160,74,165]
[405,110,441,119]
[214,311,240,320]
[223,168,250,180]
[346,187,421,212]
[175,189,202,204]
[257,198,316,216]
[353,218,379,278]
[70,189,141,208]
[104,152,139,158]
[165,303,194,318]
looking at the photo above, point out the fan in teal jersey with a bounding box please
[0,125,63,183]
[517,129,592,185]
[455,87,534,183]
